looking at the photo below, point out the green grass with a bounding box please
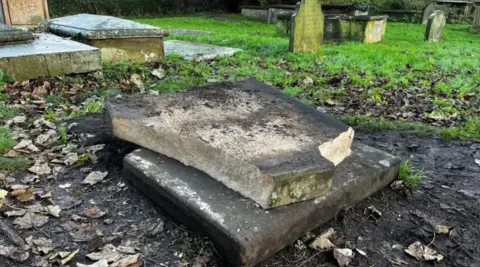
[0,104,22,119]
[399,161,424,189]
[0,128,14,153]
[0,157,29,172]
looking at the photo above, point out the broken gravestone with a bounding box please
[425,10,446,42]
[163,40,242,61]
[289,0,324,53]
[41,14,168,62]
[107,78,355,208]
[0,23,34,44]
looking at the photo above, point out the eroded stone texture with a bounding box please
[108,79,354,208]
[289,0,324,53]
[425,10,446,42]
[123,142,401,266]
[0,23,34,44]
[422,3,438,24]
[41,14,168,62]
[1,0,49,27]
[324,15,388,44]
[164,40,241,61]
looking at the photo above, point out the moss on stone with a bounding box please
[89,37,165,62]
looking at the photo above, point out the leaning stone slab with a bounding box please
[108,79,354,208]
[164,40,242,61]
[422,3,438,24]
[0,33,101,81]
[0,23,34,44]
[41,14,168,62]
[290,0,324,53]
[425,10,446,42]
[123,142,401,266]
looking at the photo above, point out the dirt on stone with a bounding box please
[0,114,479,267]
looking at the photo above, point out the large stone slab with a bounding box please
[1,0,49,27]
[42,14,168,62]
[0,23,34,44]
[123,142,401,266]
[107,79,354,208]
[0,33,101,81]
[425,10,446,42]
[164,40,242,61]
[289,0,324,53]
[324,15,388,44]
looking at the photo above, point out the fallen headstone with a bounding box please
[107,79,355,208]
[0,33,101,81]
[290,0,324,53]
[164,40,242,61]
[168,29,211,36]
[425,10,446,42]
[41,14,168,62]
[123,142,401,266]
[0,23,34,44]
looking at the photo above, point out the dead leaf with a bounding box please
[50,249,80,265]
[13,212,49,229]
[333,248,354,267]
[0,245,29,262]
[87,244,123,263]
[77,260,109,267]
[46,205,61,217]
[310,228,336,251]
[64,153,79,166]
[110,254,141,267]
[83,171,108,185]
[405,241,444,262]
[151,68,166,79]
[5,209,27,217]
[29,163,52,175]
[16,187,35,202]
[11,116,27,124]
[61,248,80,265]
[13,139,40,153]
[84,207,106,218]
[31,237,54,255]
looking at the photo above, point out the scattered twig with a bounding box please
[298,251,322,267]
[427,227,436,247]
[0,219,25,247]
[281,250,306,263]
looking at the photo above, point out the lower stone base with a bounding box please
[88,37,164,62]
[123,142,401,266]
[0,33,101,81]
[164,40,242,61]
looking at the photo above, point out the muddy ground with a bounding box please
[1,113,479,267]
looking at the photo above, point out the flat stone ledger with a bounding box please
[289,0,324,53]
[0,33,101,81]
[0,23,34,44]
[425,10,446,42]
[123,143,401,266]
[324,15,388,44]
[164,40,242,61]
[107,79,355,208]
[41,14,168,62]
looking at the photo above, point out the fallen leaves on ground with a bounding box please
[13,212,49,229]
[77,259,109,267]
[333,248,354,267]
[0,245,29,262]
[405,241,444,262]
[310,228,336,251]
[49,248,80,265]
[84,207,106,218]
[82,171,108,185]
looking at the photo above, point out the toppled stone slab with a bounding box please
[108,79,354,208]
[0,33,101,81]
[42,14,169,62]
[164,40,242,61]
[0,23,34,44]
[123,142,401,266]
[168,29,211,35]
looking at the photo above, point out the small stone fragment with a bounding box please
[46,205,62,217]
[333,248,354,267]
[310,228,336,251]
[83,171,108,185]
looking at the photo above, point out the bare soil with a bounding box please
[1,113,479,267]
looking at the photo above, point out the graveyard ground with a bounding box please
[0,15,479,266]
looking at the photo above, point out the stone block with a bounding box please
[0,23,34,44]
[1,0,49,27]
[107,79,354,208]
[164,40,241,61]
[422,3,438,24]
[0,33,101,81]
[42,14,168,63]
[240,5,269,20]
[471,4,480,33]
[324,15,388,44]
[289,0,324,53]
[425,10,446,42]
[123,142,401,266]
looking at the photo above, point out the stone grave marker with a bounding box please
[289,0,324,53]
[422,2,438,24]
[275,10,294,36]
[168,29,211,36]
[425,10,446,42]
[42,14,168,62]
[164,40,241,61]
[107,79,355,208]
[1,0,49,27]
[0,23,34,44]
[471,2,480,33]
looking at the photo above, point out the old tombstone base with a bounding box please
[164,40,242,61]
[123,143,401,266]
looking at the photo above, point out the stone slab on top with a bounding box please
[164,40,242,61]
[0,23,34,44]
[107,78,355,208]
[123,142,401,266]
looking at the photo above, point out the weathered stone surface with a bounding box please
[0,33,101,81]
[0,23,34,44]
[42,14,168,62]
[123,142,401,266]
[164,40,241,61]
[168,29,211,36]
[289,0,324,53]
[1,0,49,27]
[425,10,446,42]
[240,5,269,20]
[471,4,480,33]
[422,3,438,24]
[275,11,294,36]
[108,79,354,208]
[324,15,388,44]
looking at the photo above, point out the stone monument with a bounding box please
[422,2,438,24]
[42,14,169,62]
[471,2,480,33]
[289,0,324,53]
[1,0,49,27]
[425,10,446,42]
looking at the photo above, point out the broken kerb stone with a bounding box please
[0,23,34,44]
[41,14,169,62]
[107,78,355,208]
[164,40,242,61]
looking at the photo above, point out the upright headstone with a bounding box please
[422,3,438,24]
[471,3,480,33]
[1,0,49,27]
[425,10,446,42]
[289,0,324,53]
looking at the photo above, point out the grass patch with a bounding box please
[0,104,22,119]
[0,128,14,153]
[0,157,29,172]
[399,161,424,189]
